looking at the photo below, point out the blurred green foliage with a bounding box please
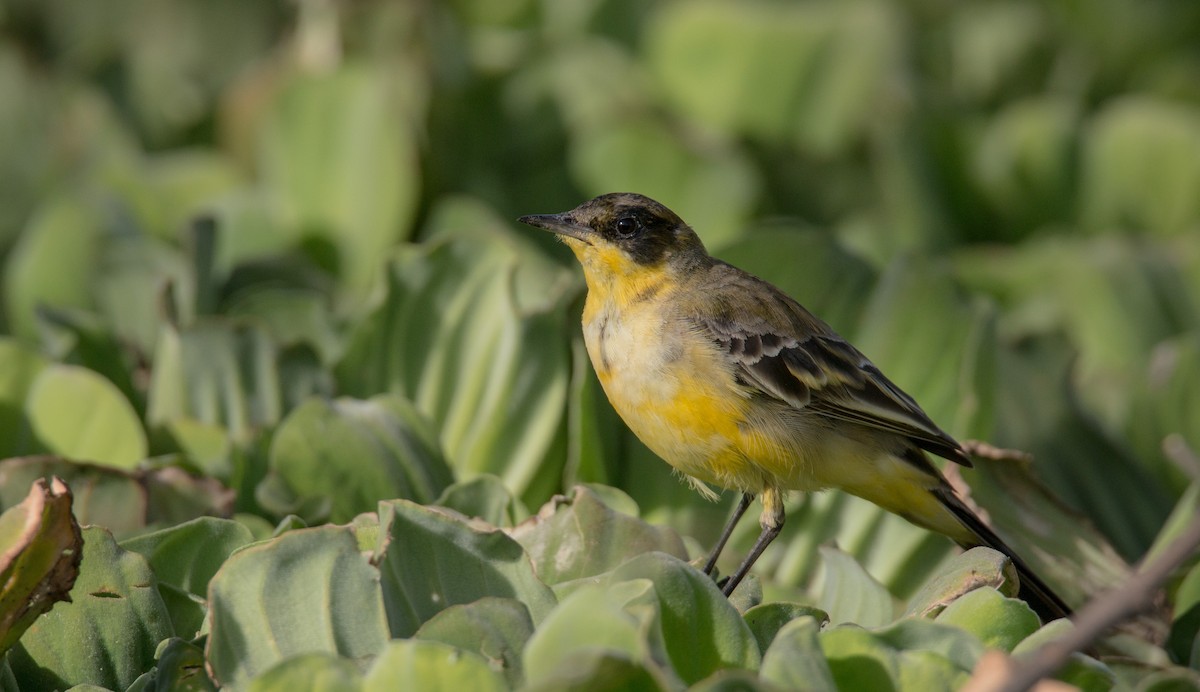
[0,0,1199,688]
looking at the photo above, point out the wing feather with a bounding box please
[691,271,970,468]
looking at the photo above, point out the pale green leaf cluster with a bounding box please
[1,0,1199,689]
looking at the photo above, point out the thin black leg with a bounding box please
[721,520,783,597]
[702,493,754,576]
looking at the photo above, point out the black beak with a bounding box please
[517,213,594,245]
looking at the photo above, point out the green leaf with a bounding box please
[0,338,49,457]
[813,620,982,690]
[374,499,556,638]
[725,572,764,614]
[200,186,294,268]
[223,286,342,367]
[272,514,307,537]
[448,0,534,27]
[524,650,671,692]
[819,545,895,628]
[590,434,729,572]
[254,472,331,525]
[0,457,148,536]
[818,625,900,691]
[337,235,573,504]
[905,547,1017,619]
[1081,97,1200,236]
[146,321,283,445]
[206,526,390,688]
[363,640,506,691]
[120,517,254,598]
[945,4,1048,102]
[66,684,123,692]
[0,456,234,538]
[266,395,453,523]
[522,580,675,689]
[161,417,233,480]
[25,364,147,468]
[646,1,901,155]
[759,616,836,691]
[895,649,969,692]
[872,618,982,672]
[34,307,144,416]
[1167,552,1200,664]
[962,236,1200,435]
[8,526,174,691]
[510,486,688,585]
[414,597,535,688]
[259,64,421,295]
[125,151,242,242]
[2,192,102,339]
[138,459,236,528]
[1128,335,1200,495]
[234,513,278,542]
[434,475,529,529]
[743,602,829,655]
[246,653,362,692]
[147,637,217,692]
[90,2,281,141]
[347,512,379,552]
[578,484,643,519]
[604,552,761,684]
[1142,483,1200,571]
[970,97,1079,237]
[91,232,195,359]
[0,48,75,244]
[1135,668,1200,692]
[689,669,776,691]
[154,582,207,641]
[0,477,83,653]
[934,587,1041,652]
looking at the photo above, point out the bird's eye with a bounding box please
[615,216,639,237]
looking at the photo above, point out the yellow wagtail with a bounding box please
[519,192,1069,620]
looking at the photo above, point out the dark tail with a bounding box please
[936,489,1072,622]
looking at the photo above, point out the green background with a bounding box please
[0,0,1198,689]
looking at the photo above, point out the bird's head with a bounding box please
[519,193,710,285]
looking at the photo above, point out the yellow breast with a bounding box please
[571,253,754,488]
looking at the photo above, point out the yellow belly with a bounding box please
[583,295,786,492]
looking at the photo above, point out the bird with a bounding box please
[518,192,1070,621]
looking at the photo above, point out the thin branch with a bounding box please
[961,439,1033,463]
[988,514,1200,692]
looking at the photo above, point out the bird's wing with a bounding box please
[692,296,970,467]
